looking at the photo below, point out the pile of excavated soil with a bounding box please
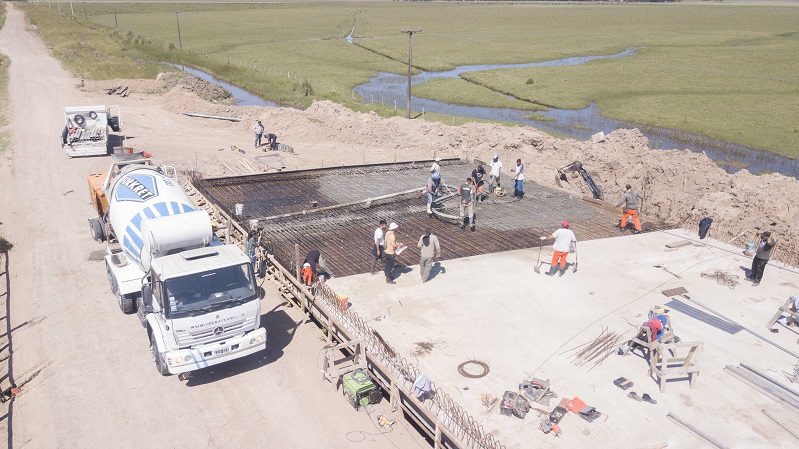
[84,71,232,104]
[158,94,799,264]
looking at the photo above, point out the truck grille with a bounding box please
[177,317,255,347]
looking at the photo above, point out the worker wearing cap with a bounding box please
[472,163,487,203]
[548,221,576,276]
[458,177,476,231]
[616,184,644,234]
[489,155,502,190]
[418,228,441,283]
[384,222,403,284]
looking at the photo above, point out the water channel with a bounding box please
[168,53,799,178]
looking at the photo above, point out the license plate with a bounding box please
[214,347,230,356]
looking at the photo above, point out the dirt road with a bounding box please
[0,5,422,448]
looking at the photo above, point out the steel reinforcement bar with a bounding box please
[186,174,506,449]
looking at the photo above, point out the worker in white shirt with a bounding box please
[430,157,441,177]
[371,219,387,275]
[489,155,502,191]
[548,220,576,276]
[513,158,525,198]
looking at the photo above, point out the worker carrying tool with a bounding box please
[547,220,576,276]
[748,230,777,286]
[615,184,645,234]
[457,177,476,231]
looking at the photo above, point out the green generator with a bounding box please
[342,369,380,410]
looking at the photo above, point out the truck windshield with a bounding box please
[163,264,256,318]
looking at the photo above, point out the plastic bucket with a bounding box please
[234,203,244,216]
[337,294,349,311]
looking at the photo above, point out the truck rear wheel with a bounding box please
[149,331,170,376]
[106,261,136,314]
[88,217,105,242]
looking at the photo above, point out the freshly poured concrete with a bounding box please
[329,229,799,449]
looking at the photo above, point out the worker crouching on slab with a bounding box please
[304,249,332,285]
[616,184,645,234]
[418,228,441,283]
[547,221,577,276]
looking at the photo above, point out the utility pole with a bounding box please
[70,1,74,17]
[401,29,421,119]
[175,11,183,50]
[114,7,118,29]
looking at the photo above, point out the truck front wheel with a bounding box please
[149,331,170,376]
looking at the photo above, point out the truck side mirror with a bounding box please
[141,284,155,314]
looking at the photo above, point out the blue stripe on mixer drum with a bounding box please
[121,202,196,263]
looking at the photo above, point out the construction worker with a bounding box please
[371,219,387,275]
[430,157,442,179]
[489,154,502,190]
[472,163,487,202]
[244,230,258,264]
[513,159,525,198]
[548,220,576,276]
[418,228,441,283]
[253,120,264,148]
[304,249,332,283]
[749,231,777,286]
[384,222,403,284]
[616,184,644,234]
[457,177,475,231]
[425,176,437,216]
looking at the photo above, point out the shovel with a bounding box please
[534,236,547,273]
[572,248,578,273]
[654,265,681,279]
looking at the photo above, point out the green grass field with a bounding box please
[20,2,799,157]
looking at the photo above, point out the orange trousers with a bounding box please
[552,251,569,270]
[620,209,641,231]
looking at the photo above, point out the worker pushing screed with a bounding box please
[547,220,577,276]
[616,184,645,234]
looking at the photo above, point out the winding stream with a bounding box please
[167,51,798,178]
[352,48,799,178]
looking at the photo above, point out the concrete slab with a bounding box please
[329,229,799,449]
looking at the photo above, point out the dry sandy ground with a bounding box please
[89,73,799,267]
[0,4,425,449]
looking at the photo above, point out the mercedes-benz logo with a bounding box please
[213,326,224,336]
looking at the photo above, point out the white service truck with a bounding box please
[87,158,266,376]
[62,105,121,157]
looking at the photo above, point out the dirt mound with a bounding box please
[155,93,799,265]
[155,71,232,104]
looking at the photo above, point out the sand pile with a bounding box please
[159,95,799,264]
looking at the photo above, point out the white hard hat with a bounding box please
[493,154,498,159]
[434,157,441,162]
[389,222,399,230]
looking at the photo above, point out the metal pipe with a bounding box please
[680,294,799,359]
[667,413,729,449]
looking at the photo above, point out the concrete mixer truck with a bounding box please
[86,157,266,377]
